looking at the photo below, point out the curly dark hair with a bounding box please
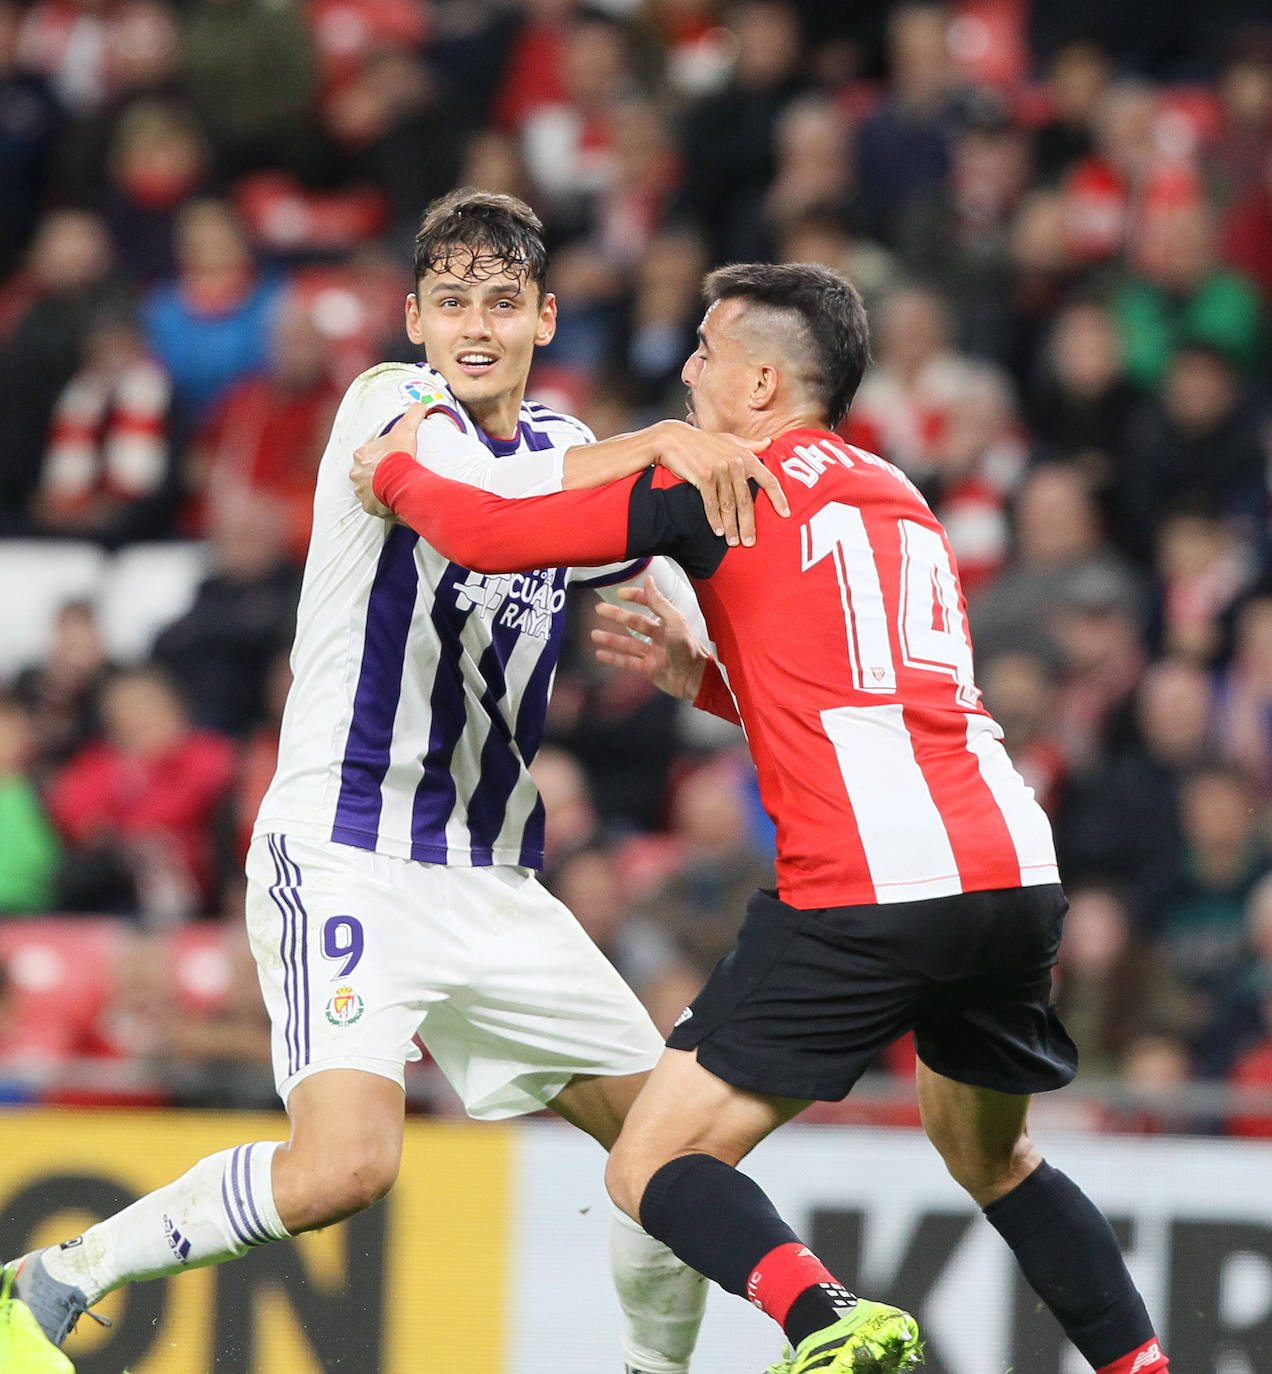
[413,189,548,301]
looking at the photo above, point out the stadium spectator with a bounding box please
[0,0,62,282]
[614,224,710,422]
[11,600,112,773]
[894,94,1033,362]
[99,99,211,287]
[1152,509,1257,664]
[0,694,61,913]
[1205,28,1272,206]
[1214,593,1272,793]
[1221,145,1272,308]
[153,492,300,737]
[179,0,320,179]
[1024,299,1137,484]
[1142,763,1270,999]
[844,282,978,485]
[634,755,775,977]
[922,360,1024,594]
[27,309,182,548]
[1195,871,1272,1079]
[760,94,857,260]
[977,649,1068,819]
[1059,656,1216,899]
[141,198,285,420]
[1032,39,1112,187]
[775,205,898,320]
[545,841,687,1026]
[968,462,1142,664]
[184,291,342,561]
[55,0,189,209]
[228,648,289,863]
[46,664,236,921]
[1113,340,1270,564]
[1111,200,1263,390]
[675,0,809,260]
[854,1,965,243]
[0,208,125,532]
[1053,880,1195,1081]
[543,603,683,834]
[1047,565,1149,772]
[527,744,602,870]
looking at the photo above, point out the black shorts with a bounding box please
[666,883,1078,1102]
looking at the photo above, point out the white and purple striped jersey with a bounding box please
[254,362,653,869]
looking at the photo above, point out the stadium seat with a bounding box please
[0,540,106,681]
[167,921,236,1014]
[0,916,127,1061]
[96,541,211,663]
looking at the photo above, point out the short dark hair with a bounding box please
[413,188,548,300]
[702,261,871,427]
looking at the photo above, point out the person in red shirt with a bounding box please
[353,261,1169,1374]
[47,664,236,922]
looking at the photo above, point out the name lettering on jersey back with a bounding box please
[453,568,566,641]
[781,437,923,502]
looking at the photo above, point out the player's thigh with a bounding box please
[245,833,450,1102]
[915,1059,1040,1206]
[605,1047,808,1216]
[548,1068,649,1151]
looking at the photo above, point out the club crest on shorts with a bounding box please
[325,984,365,1026]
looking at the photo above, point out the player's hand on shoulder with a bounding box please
[350,401,428,517]
[649,420,787,548]
[592,574,709,701]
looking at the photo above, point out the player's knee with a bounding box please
[938,1134,1037,1205]
[604,1144,646,1223]
[300,1139,400,1222]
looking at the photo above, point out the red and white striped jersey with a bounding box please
[690,428,1057,907]
[373,425,1059,909]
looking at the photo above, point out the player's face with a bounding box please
[681,298,753,434]
[406,257,557,436]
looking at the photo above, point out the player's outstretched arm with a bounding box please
[592,575,709,701]
[562,419,786,548]
[371,450,635,571]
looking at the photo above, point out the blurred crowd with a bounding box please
[2,0,1272,1131]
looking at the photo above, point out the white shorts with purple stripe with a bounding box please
[244,832,663,1118]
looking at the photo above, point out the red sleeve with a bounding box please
[693,658,741,725]
[372,450,636,571]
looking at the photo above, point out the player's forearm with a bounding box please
[373,450,635,571]
[560,423,668,490]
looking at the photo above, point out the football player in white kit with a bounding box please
[3,190,785,1374]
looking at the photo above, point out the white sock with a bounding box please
[41,1142,290,1304]
[609,1203,708,1374]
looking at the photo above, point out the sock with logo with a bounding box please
[984,1160,1166,1372]
[638,1153,854,1346]
[40,1142,290,1304]
[609,1203,708,1374]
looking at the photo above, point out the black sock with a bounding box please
[639,1153,800,1297]
[984,1160,1156,1370]
[639,1153,851,1345]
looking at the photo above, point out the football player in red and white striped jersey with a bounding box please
[358,261,1169,1374]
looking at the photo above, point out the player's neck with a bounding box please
[753,406,826,442]
[464,392,524,442]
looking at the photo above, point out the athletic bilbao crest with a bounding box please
[325,984,365,1026]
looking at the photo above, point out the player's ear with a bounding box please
[535,291,557,347]
[405,293,425,346]
[751,361,779,410]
